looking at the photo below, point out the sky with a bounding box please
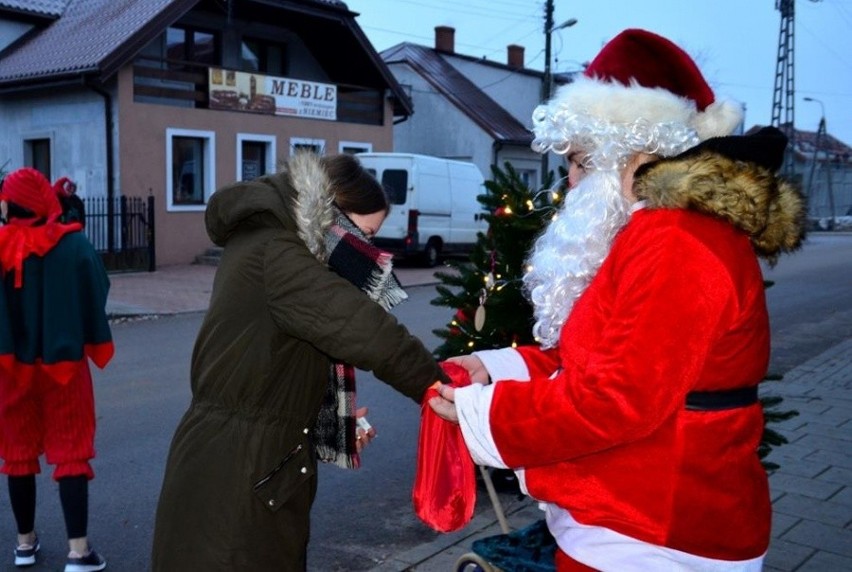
[344,0,852,145]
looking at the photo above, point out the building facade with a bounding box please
[381,26,575,191]
[0,0,412,265]
[788,127,852,225]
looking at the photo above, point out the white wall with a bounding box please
[0,87,111,198]
[0,19,32,53]
[390,63,489,173]
[390,62,547,186]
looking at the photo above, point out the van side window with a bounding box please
[382,169,408,205]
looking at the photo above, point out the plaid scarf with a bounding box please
[312,209,407,469]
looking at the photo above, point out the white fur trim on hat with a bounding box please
[692,99,744,140]
[531,76,743,170]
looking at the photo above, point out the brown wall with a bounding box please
[116,66,396,266]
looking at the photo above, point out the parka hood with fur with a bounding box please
[205,153,336,263]
[633,149,806,264]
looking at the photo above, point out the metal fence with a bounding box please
[82,195,156,272]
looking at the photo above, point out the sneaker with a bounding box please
[14,537,39,567]
[64,548,106,572]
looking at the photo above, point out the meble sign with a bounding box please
[208,68,337,121]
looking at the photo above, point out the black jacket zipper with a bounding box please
[252,443,303,490]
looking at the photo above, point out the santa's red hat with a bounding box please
[0,167,62,221]
[531,29,743,168]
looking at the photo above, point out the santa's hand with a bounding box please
[429,384,459,423]
[445,355,489,384]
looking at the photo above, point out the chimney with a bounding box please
[507,44,524,69]
[435,26,455,53]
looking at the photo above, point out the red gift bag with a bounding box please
[412,361,476,532]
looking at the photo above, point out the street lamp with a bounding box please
[544,18,578,101]
[803,96,836,228]
[541,13,578,184]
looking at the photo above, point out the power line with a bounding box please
[391,0,536,21]
[798,20,852,75]
[824,0,852,26]
[356,2,543,62]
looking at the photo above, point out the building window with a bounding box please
[166,128,216,211]
[381,169,408,205]
[241,38,287,76]
[516,168,537,190]
[167,25,219,68]
[23,138,52,180]
[290,138,325,156]
[237,134,276,181]
[339,141,372,155]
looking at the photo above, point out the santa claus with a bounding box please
[429,29,804,571]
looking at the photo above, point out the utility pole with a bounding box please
[771,0,822,179]
[539,1,577,187]
[771,0,796,178]
[540,0,555,186]
[804,97,836,229]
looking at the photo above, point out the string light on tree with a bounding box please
[431,162,566,359]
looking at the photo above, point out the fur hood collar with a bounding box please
[205,153,336,263]
[287,153,336,263]
[633,150,806,263]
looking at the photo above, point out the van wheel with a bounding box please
[422,241,441,268]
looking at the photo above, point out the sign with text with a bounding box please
[208,68,336,121]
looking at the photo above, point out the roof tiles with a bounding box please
[0,0,189,85]
[0,0,68,18]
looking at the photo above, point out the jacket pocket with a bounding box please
[252,443,314,513]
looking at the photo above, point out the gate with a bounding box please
[83,196,156,272]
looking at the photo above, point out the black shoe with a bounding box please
[14,537,39,567]
[64,548,106,572]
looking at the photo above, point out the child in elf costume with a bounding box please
[0,167,113,572]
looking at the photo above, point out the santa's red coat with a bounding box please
[482,208,771,561]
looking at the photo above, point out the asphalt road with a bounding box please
[762,232,852,374]
[0,232,849,571]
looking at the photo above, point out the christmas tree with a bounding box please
[431,162,564,360]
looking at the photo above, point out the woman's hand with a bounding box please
[428,384,459,423]
[446,354,489,384]
[355,407,377,453]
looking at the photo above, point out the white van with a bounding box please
[357,152,487,266]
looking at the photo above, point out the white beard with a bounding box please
[523,170,632,348]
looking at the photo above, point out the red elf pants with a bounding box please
[0,360,96,480]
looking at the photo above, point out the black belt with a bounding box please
[685,386,759,411]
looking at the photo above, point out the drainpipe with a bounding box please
[87,81,116,253]
[492,140,504,174]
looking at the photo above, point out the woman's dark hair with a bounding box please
[5,201,36,221]
[58,192,86,226]
[320,154,388,215]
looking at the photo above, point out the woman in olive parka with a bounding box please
[151,153,448,570]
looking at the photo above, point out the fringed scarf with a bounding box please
[312,209,407,469]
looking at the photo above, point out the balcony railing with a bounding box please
[132,56,384,125]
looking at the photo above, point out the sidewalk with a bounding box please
[106,264,852,571]
[105,263,442,317]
